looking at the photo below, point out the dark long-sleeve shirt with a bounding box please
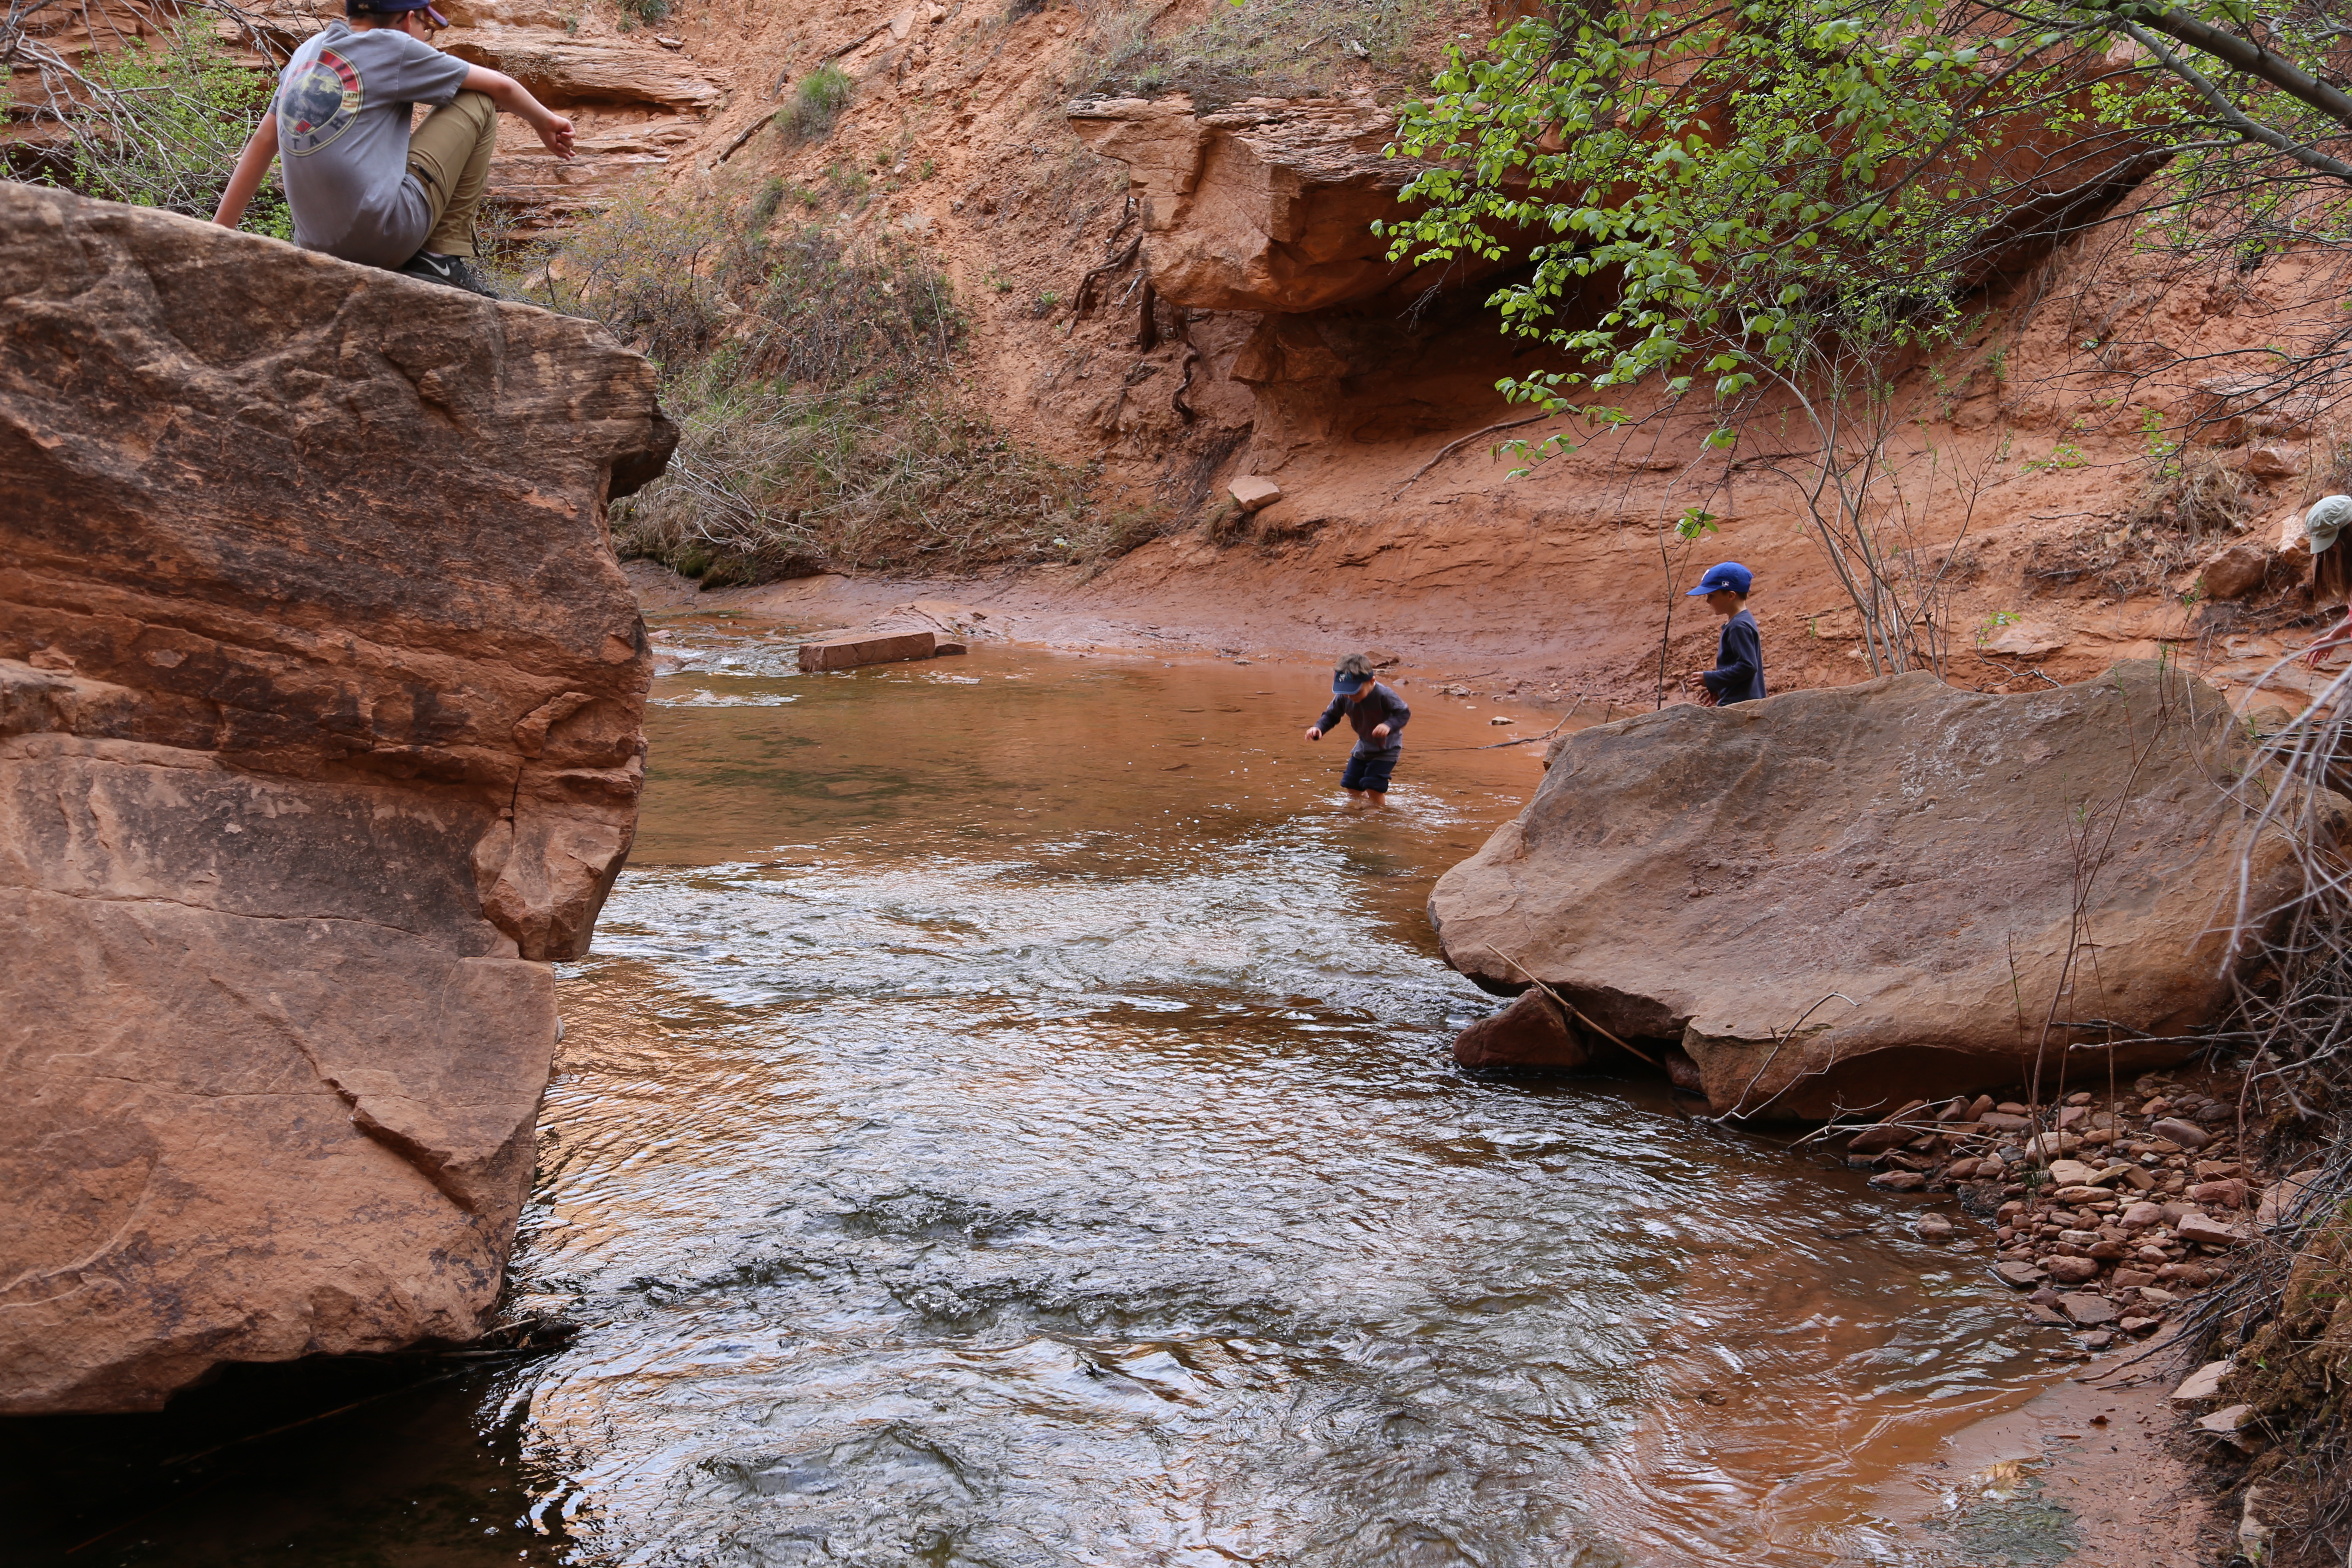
[1315,682,1410,754]
[1702,609,1766,705]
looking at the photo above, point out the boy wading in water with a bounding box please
[1305,654,1410,805]
[212,0,575,296]
[1683,561,1766,707]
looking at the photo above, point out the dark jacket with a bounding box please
[1702,610,1766,705]
[1315,682,1410,754]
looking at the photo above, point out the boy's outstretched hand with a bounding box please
[1303,726,1322,741]
[534,112,576,159]
[1682,670,1719,707]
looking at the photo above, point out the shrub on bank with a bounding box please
[27,24,290,237]
[511,184,1109,582]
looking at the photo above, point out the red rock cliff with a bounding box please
[0,184,674,1413]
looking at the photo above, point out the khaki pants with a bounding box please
[406,89,497,258]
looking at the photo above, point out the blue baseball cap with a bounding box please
[1687,561,1753,596]
[1332,669,1370,695]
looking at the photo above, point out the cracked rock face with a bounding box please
[0,185,672,1412]
[1430,662,2335,1119]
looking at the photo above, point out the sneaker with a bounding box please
[396,250,499,298]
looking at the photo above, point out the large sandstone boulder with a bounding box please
[1430,663,2331,1118]
[0,185,671,1412]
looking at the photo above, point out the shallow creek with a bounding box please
[14,620,2070,1566]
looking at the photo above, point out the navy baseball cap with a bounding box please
[1332,668,1370,695]
[1687,561,1753,596]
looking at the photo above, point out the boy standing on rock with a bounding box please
[1305,653,1410,805]
[1683,562,1766,707]
[212,0,575,297]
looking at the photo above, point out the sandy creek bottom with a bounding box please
[13,624,2082,1568]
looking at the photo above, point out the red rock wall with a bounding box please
[0,184,673,1412]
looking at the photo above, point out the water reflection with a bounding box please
[502,625,2057,1566]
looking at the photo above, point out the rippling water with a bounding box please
[6,622,2063,1568]
[500,625,2060,1567]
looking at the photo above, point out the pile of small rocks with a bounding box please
[1834,1073,2297,1357]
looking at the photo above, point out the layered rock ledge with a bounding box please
[1068,94,1449,315]
[0,185,674,1412]
[1431,662,2334,1118]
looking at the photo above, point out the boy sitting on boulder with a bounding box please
[213,0,574,296]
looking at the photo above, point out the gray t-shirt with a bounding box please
[274,21,471,267]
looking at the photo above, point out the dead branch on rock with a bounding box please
[1716,993,1861,1121]
[1172,343,1200,423]
[712,115,770,167]
[1477,941,1660,1067]
[1392,414,1553,499]
[1071,236,1142,319]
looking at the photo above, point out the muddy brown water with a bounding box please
[9,622,2072,1566]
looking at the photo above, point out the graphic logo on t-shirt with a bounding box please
[278,47,364,156]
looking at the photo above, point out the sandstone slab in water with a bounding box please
[1430,662,2331,1119]
[797,628,940,671]
[0,186,672,1412]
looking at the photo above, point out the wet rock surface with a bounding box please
[1431,661,2330,1117]
[0,187,670,1412]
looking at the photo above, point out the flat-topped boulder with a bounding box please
[0,185,672,1412]
[1430,662,2335,1118]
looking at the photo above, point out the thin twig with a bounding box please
[1393,414,1553,499]
[1477,941,1661,1066]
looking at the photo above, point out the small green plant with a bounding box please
[777,63,854,144]
[986,269,1013,293]
[2023,441,2089,474]
[1974,609,2021,648]
[2141,407,2180,466]
[617,0,669,27]
[1674,508,1720,541]
[919,157,938,181]
[1032,290,1062,318]
[823,158,870,202]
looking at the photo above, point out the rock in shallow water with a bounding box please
[0,186,670,1412]
[1451,987,1589,1073]
[1428,662,2336,1117]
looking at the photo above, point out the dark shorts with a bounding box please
[1341,749,1399,793]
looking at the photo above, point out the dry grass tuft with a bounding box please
[2023,449,2254,601]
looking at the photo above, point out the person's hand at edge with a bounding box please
[1304,726,1322,741]
[533,110,575,159]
